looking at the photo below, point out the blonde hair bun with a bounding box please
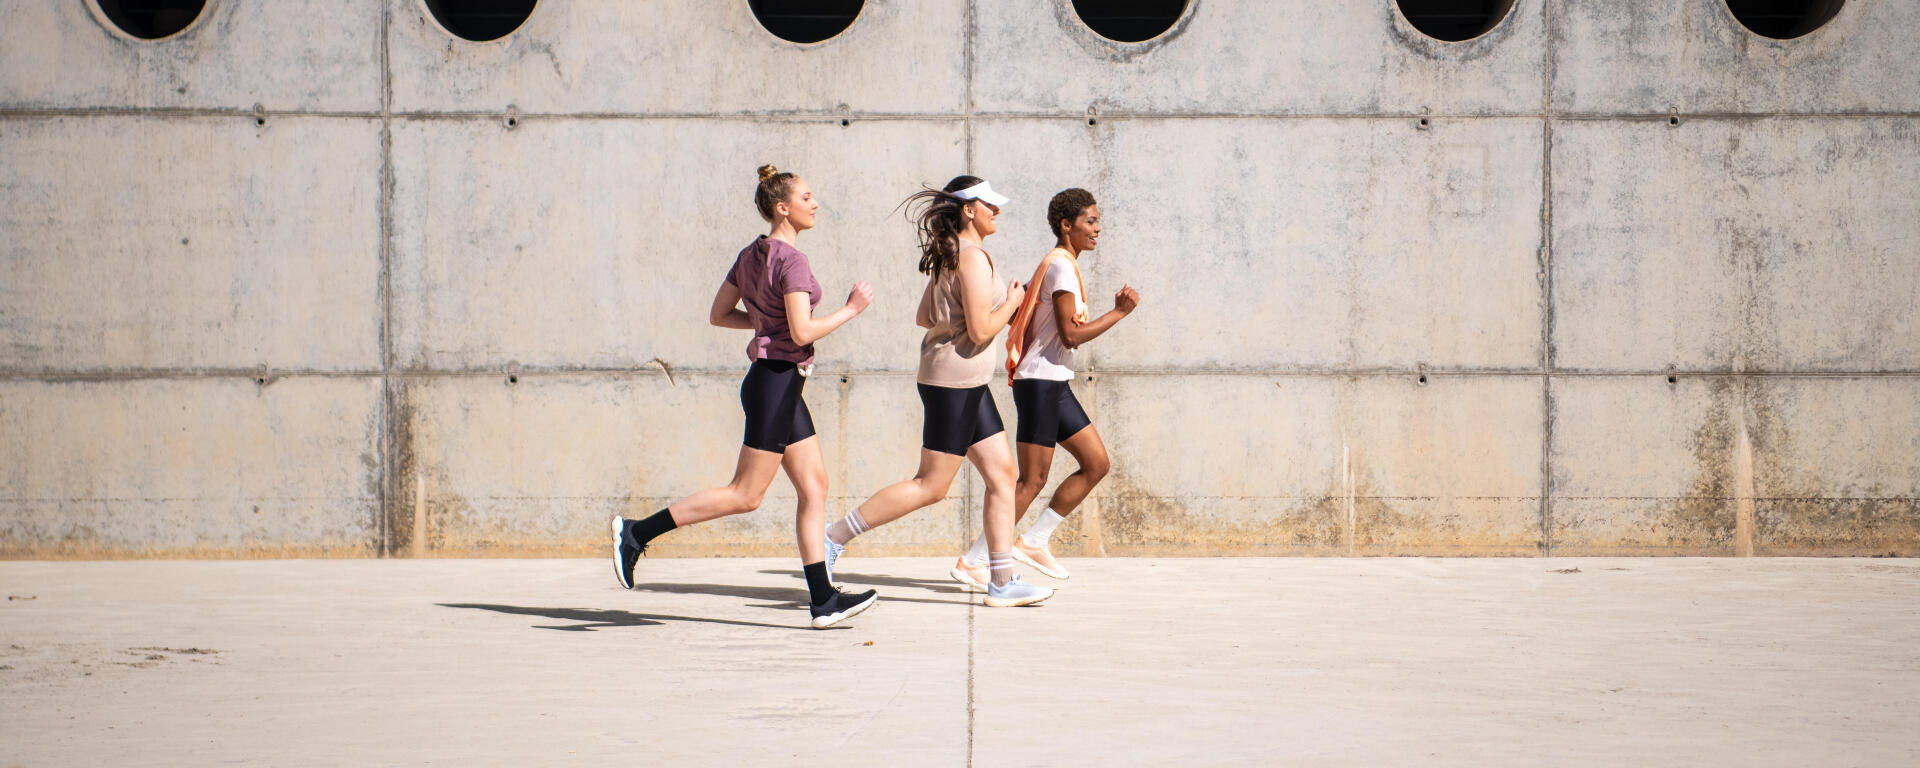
[757,164,780,182]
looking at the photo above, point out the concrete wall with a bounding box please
[2,0,1915,558]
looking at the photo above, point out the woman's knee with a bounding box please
[1016,465,1051,492]
[1079,454,1110,483]
[733,486,768,513]
[979,465,1018,497]
[793,472,829,505]
[909,476,952,507]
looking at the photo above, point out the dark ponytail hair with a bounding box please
[754,163,799,223]
[899,175,985,276]
[1047,188,1097,243]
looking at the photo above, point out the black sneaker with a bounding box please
[809,588,878,629]
[611,516,646,589]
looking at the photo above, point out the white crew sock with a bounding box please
[963,532,990,565]
[1021,508,1066,548]
[827,508,870,546]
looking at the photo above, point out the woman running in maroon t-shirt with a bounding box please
[612,164,878,629]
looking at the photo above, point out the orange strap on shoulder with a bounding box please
[1005,249,1090,385]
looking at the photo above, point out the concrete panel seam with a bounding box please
[10,369,1920,381]
[1539,0,1557,556]
[0,110,1558,121]
[377,0,396,557]
[0,109,385,119]
[1553,111,1920,120]
[11,109,1920,120]
[964,5,978,760]
[964,0,976,174]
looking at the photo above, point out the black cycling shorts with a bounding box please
[1011,378,1092,448]
[917,383,1006,456]
[740,359,816,453]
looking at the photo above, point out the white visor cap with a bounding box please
[953,181,1009,207]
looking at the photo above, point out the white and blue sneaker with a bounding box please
[984,575,1053,608]
[824,520,845,581]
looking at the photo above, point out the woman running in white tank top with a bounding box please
[955,187,1139,584]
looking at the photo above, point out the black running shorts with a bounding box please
[1011,378,1092,448]
[917,383,1006,456]
[740,359,816,453]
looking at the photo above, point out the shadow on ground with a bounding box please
[756,569,975,604]
[436,603,834,632]
[628,582,811,608]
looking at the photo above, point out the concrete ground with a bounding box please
[1,557,1917,767]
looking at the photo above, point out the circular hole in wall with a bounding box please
[749,0,863,44]
[1725,0,1845,40]
[95,0,205,40]
[1072,0,1187,43]
[1395,0,1518,42]
[424,0,537,42]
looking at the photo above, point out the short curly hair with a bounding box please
[1046,188,1097,241]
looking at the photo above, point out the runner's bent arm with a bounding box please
[785,283,874,346]
[709,280,754,330]
[957,246,1024,347]
[916,276,937,329]
[1056,284,1138,348]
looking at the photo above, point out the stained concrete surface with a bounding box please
[2,557,1918,767]
[0,0,381,112]
[1551,0,1920,114]
[0,378,382,558]
[4,1,1917,557]
[386,0,969,115]
[0,115,383,372]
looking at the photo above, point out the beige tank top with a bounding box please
[918,247,1007,389]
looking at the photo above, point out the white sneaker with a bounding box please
[949,557,989,592]
[984,575,1053,608]
[824,520,845,581]
[1012,537,1070,579]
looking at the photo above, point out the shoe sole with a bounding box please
[610,516,633,590]
[1011,545,1071,580]
[984,589,1053,608]
[949,565,988,592]
[810,591,878,629]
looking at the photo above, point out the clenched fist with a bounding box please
[846,281,875,313]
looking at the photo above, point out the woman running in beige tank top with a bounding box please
[822,175,1054,607]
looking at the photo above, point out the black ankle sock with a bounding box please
[629,508,677,546]
[802,561,834,606]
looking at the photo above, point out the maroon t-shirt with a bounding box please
[726,236,823,366]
